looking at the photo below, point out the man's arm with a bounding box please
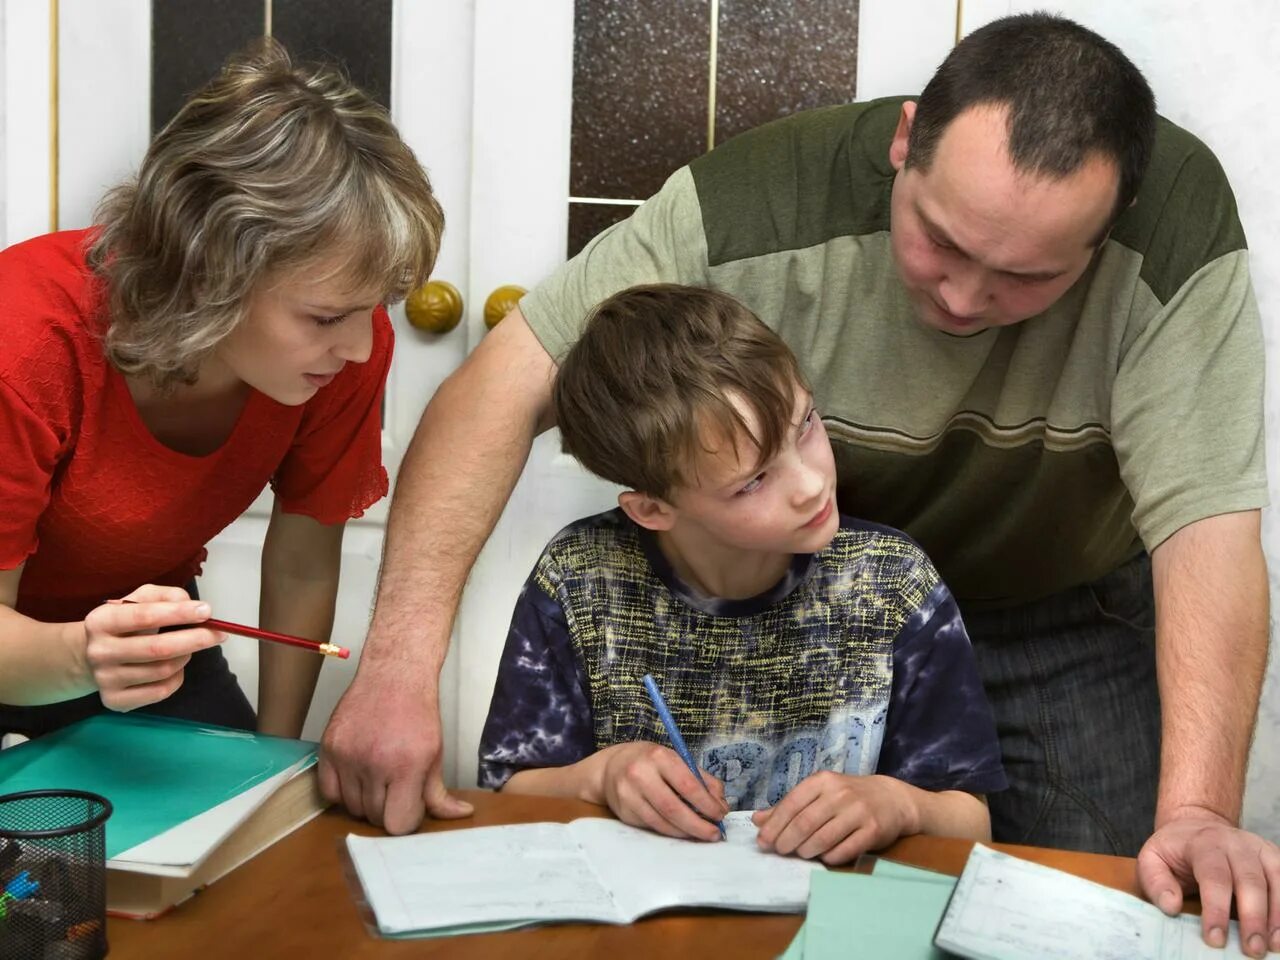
[319,306,557,834]
[1138,510,1280,957]
[255,502,345,739]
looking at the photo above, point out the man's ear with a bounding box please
[618,490,677,532]
[889,100,917,172]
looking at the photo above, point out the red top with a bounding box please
[0,230,393,623]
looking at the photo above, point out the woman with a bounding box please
[0,41,442,740]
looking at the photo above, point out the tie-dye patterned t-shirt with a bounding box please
[478,510,1006,808]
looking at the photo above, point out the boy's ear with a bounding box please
[618,490,677,531]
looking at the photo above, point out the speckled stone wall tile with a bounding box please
[273,0,392,109]
[152,0,262,133]
[715,0,858,145]
[570,0,710,201]
[568,202,638,259]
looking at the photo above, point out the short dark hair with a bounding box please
[906,13,1156,231]
[553,285,808,499]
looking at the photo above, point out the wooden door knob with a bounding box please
[405,279,464,333]
[484,285,528,329]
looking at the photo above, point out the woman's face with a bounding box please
[215,257,386,406]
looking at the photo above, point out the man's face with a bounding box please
[888,103,1119,336]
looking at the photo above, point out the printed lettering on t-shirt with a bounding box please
[701,704,887,809]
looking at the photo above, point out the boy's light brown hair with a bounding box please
[553,284,809,499]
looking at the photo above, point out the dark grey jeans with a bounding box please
[961,552,1161,856]
[0,581,256,741]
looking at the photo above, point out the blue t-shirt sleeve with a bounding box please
[875,581,1007,795]
[477,569,596,790]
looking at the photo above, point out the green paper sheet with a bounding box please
[777,859,957,959]
[0,713,316,858]
[804,869,955,959]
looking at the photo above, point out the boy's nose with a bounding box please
[793,463,826,506]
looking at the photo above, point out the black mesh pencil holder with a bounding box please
[0,790,112,960]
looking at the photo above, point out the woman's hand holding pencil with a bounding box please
[80,585,350,714]
[81,584,228,712]
[110,594,350,658]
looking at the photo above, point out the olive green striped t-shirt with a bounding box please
[521,97,1267,606]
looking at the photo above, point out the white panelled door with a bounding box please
[5,0,960,787]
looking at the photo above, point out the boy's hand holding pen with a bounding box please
[591,739,729,842]
[578,673,728,843]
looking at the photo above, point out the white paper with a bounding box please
[935,844,1242,960]
[346,823,622,935]
[571,811,824,920]
[346,813,824,937]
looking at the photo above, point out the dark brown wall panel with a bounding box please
[152,0,262,133]
[570,0,709,201]
[715,0,858,145]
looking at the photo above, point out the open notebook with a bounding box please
[934,844,1243,960]
[346,810,824,938]
[0,713,326,918]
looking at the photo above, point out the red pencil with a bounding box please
[112,599,350,659]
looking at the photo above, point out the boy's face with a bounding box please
[666,387,840,556]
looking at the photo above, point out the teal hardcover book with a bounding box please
[0,713,317,859]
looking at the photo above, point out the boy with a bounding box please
[478,285,1005,864]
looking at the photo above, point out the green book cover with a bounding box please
[0,714,316,858]
[777,859,957,959]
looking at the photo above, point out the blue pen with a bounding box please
[641,673,726,839]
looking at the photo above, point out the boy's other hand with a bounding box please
[595,741,728,842]
[752,772,916,865]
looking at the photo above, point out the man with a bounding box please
[321,13,1279,956]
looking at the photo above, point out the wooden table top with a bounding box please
[105,790,1148,958]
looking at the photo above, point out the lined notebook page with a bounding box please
[347,823,621,934]
[571,811,823,920]
[935,844,1242,960]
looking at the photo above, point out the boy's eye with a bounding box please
[312,312,350,327]
[737,475,764,496]
[801,408,818,434]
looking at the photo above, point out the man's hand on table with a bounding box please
[319,658,473,834]
[1137,807,1280,957]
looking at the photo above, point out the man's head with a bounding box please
[888,13,1156,335]
[554,285,839,555]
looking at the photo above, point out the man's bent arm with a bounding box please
[1140,509,1280,957]
[1151,510,1267,828]
[319,306,557,833]
[365,305,555,669]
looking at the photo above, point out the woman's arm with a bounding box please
[255,499,346,739]
[0,565,221,707]
[0,563,93,703]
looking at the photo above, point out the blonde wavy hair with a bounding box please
[88,39,443,387]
